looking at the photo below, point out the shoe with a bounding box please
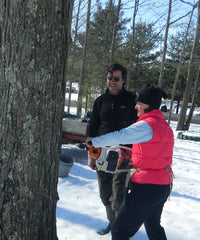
[97,223,111,235]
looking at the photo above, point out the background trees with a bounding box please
[0,1,199,238]
[67,0,200,130]
[0,0,73,239]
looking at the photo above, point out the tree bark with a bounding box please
[0,0,73,239]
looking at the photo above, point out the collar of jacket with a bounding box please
[137,109,164,122]
[106,88,126,96]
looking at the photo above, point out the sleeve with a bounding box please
[92,120,153,148]
[88,99,101,137]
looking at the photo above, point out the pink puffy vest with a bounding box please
[131,110,174,185]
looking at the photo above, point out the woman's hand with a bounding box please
[86,137,93,148]
[86,138,97,170]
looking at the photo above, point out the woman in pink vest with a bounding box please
[86,84,174,240]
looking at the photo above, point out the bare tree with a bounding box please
[0,0,73,239]
[168,7,195,124]
[127,0,139,89]
[158,0,172,88]
[184,63,200,130]
[177,2,200,130]
[109,0,122,65]
[67,0,82,114]
[100,0,113,94]
[77,0,91,117]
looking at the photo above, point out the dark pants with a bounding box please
[96,170,128,211]
[111,182,171,240]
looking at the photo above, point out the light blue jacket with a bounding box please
[92,120,153,148]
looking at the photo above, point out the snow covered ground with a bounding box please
[56,121,200,240]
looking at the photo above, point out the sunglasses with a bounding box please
[107,76,122,82]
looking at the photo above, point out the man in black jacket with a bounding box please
[88,63,138,235]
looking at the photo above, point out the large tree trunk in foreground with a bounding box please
[0,0,73,239]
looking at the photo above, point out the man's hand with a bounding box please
[88,152,97,170]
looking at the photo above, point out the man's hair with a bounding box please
[107,63,127,80]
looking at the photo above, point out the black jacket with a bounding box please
[88,88,138,137]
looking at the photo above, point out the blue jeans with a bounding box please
[111,182,171,240]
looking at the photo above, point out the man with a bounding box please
[87,84,174,240]
[88,63,138,235]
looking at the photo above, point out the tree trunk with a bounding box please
[127,0,139,89]
[177,3,200,130]
[185,64,200,130]
[109,0,121,65]
[77,0,91,117]
[67,0,82,114]
[0,0,73,239]
[158,0,172,88]
[168,8,194,123]
[100,0,113,94]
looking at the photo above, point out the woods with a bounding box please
[68,0,200,129]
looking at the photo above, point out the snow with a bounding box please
[56,121,200,240]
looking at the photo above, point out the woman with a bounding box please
[86,84,174,240]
